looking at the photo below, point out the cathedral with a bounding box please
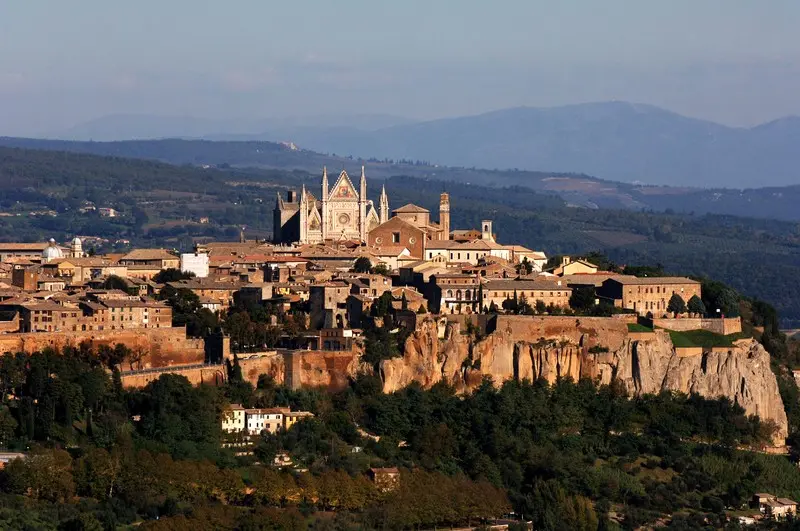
[273,167,389,244]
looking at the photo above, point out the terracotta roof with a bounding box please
[0,242,49,251]
[606,276,700,286]
[392,203,429,214]
[120,249,177,261]
[484,279,569,291]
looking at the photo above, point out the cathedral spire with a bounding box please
[359,165,367,243]
[379,184,389,224]
[321,166,328,202]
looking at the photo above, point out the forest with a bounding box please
[1,344,799,530]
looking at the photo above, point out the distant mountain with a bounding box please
[46,102,800,187]
[267,102,800,188]
[46,113,415,142]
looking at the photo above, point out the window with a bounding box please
[392,232,400,243]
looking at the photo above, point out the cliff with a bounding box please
[381,316,788,445]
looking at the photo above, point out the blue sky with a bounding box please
[1,1,799,134]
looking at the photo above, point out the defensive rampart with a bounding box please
[0,327,206,369]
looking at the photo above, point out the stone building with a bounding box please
[309,282,351,329]
[480,279,572,310]
[429,273,481,314]
[367,216,425,260]
[273,167,383,244]
[599,276,702,316]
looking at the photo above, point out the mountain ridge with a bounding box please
[39,101,800,188]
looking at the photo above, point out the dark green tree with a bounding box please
[667,293,687,315]
[687,295,707,316]
[353,257,372,274]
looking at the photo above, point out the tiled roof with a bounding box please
[484,279,568,291]
[392,203,429,213]
[606,276,700,285]
[120,249,177,261]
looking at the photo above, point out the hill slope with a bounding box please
[38,102,800,187]
[3,136,800,221]
[276,102,800,188]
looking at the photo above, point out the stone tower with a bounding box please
[481,220,494,242]
[70,237,84,258]
[439,193,450,240]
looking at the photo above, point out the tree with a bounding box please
[153,268,195,283]
[5,448,76,502]
[667,293,687,316]
[372,263,391,276]
[687,295,706,316]
[569,287,596,312]
[102,275,129,292]
[353,257,372,274]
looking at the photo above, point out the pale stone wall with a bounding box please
[651,317,741,335]
[120,364,225,388]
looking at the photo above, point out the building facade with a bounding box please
[273,167,383,244]
[599,277,702,316]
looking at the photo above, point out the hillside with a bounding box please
[2,145,800,325]
[33,101,800,188]
[3,136,800,222]
[257,101,800,188]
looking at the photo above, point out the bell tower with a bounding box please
[439,193,450,241]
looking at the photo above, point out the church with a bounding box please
[273,167,388,244]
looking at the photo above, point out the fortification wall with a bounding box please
[235,349,363,391]
[0,327,206,369]
[120,364,226,388]
[650,317,742,335]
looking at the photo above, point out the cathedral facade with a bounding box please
[273,167,389,244]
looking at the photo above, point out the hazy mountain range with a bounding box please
[3,135,800,222]
[43,101,800,188]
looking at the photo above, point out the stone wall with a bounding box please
[234,349,364,392]
[120,364,226,388]
[0,327,206,369]
[650,317,742,335]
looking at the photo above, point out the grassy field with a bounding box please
[628,323,654,333]
[668,329,736,348]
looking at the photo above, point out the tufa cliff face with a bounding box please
[381,316,788,444]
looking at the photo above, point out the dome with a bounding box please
[71,237,82,246]
[42,239,64,262]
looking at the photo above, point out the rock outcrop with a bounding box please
[381,316,788,445]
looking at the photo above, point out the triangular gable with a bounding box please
[366,206,380,232]
[329,170,358,201]
[308,207,322,231]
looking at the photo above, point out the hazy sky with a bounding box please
[1,1,799,135]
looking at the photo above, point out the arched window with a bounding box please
[447,290,453,298]
[456,290,462,300]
